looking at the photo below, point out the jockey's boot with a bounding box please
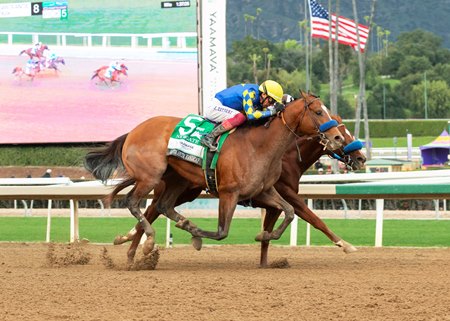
[201,123,228,152]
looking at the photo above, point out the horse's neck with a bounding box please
[296,137,325,172]
[246,117,298,163]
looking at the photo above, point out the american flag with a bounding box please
[309,0,370,52]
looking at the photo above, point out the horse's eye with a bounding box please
[315,110,322,116]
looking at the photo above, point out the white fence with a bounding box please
[0,31,197,51]
[1,171,450,247]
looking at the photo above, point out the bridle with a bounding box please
[325,125,364,169]
[280,95,338,148]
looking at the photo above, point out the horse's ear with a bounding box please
[299,90,306,100]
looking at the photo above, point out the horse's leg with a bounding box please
[124,202,162,264]
[148,176,205,249]
[286,194,357,253]
[259,207,282,268]
[123,179,161,255]
[178,191,239,241]
[253,187,295,242]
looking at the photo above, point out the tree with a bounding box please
[249,53,261,83]
[396,56,431,79]
[411,80,450,118]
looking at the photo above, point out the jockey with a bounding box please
[32,41,42,55]
[25,59,37,75]
[105,61,122,79]
[48,53,57,62]
[201,80,285,151]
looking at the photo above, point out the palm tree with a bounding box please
[255,8,262,40]
[249,53,261,83]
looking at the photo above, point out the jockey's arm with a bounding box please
[242,89,274,121]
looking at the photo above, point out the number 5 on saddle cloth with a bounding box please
[167,114,231,194]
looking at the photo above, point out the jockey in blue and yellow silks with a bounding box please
[201,80,285,151]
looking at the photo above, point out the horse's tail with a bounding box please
[84,133,128,182]
[19,50,25,56]
[105,177,136,206]
[91,72,98,80]
[12,67,19,74]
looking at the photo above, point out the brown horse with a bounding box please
[114,118,366,266]
[85,92,345,256]
[12,63,41,81]
[91,64,128,87]
[19,44,49,59]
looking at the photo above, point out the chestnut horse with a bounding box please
[91,64,128,87]
[19,44,49,59]
[85,92,344,256]
[114,118,366,266]
[12,64,41,81]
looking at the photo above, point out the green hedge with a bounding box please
[343,119,449,138]
[1,119,448,166]
[0,145,92,166]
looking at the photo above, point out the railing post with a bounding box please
[177,36,186,48]
[46,199,52,242]
[306,199,313,246]
[290,214,298,246]
[70,199,79,243]
[375,199,384,247]
[162,36,170,49]
[131,36,137,48]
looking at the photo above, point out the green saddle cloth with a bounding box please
[167,114,230,168]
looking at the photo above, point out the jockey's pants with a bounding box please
[203,98,242,123]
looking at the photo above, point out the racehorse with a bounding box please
[91,64,128,87]
[84,91,345,257]
[12,63,41,81]
[43,56,66,72]
[19,44,49,59]
[113,117,366,266]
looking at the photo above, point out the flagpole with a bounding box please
[305,0,310,91]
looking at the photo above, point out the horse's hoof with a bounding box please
[343,243,358,254]
[335,240,358,254]
[191,237,202,251]
[142,236,155,255]
[113,235,126,245]
[255,231,270,242]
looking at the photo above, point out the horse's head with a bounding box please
[58,57,65,65]
[41,44,49,51]
[283,91,344,150]
[324,117,366,170]
[120,64,128,75]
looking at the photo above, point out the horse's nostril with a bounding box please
[335,135,343,142]
[358,157,366,164]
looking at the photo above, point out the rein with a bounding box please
[280,96,338,144]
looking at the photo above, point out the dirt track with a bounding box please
[0,243,449,321]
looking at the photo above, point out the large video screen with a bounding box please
[0,0,198,144]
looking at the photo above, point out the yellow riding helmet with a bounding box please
[259,80,283,103]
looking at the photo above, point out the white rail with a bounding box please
[0,31,197,50]
[1,172,449,246]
